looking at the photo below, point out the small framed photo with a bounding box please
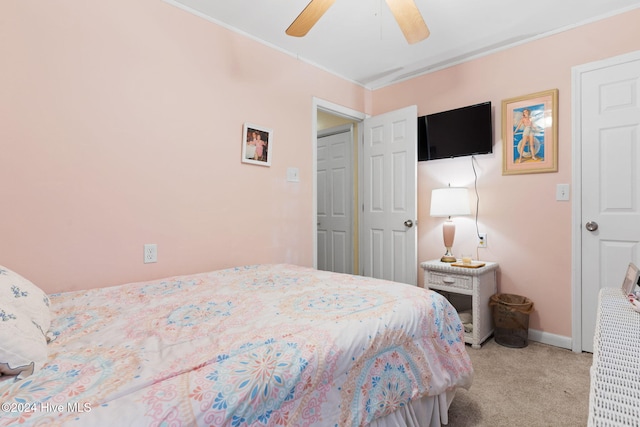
[621,262,640,296]
[241,123,272,167]
[502,89,558,175]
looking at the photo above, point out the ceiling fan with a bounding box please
[286,0,430,44]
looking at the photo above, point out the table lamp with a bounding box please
[430,187,471,262]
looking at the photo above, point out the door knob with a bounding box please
[585,221,598,232]
[404,219,414,228]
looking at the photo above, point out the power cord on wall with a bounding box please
[472,156,482,260]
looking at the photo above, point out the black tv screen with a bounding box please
[418,102,492,161]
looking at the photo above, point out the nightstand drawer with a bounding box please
[428,272,472,291]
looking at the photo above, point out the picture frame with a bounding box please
[502,89,558,175]
[621,262,640,296]
[241,123,272,167]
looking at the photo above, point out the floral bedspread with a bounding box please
[0,264,472,426]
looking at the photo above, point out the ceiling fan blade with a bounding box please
[286,0,336,37]
[385,0,430,44]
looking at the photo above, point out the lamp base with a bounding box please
[441,220,457,263]
[441,246,456,263]
[441,255,457,263]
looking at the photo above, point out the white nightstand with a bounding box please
[420,260,498,348]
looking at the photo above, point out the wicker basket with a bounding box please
[489,293,534,348]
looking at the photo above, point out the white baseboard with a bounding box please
[527,329,572,350]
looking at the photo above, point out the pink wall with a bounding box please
[373,9,640,337]
[0,0,367,292]
[3,0,639,339]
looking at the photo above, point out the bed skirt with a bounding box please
[369,390,457,427]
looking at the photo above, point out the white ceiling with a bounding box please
[165,0,640,89]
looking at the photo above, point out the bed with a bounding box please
[0,263,473,426]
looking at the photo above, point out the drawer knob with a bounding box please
[443,276,455,284]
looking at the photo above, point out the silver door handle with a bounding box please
[585,221,598,232]
[404,219,414,228]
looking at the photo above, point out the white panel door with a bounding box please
[580,53,640,352]
[362,106,418,285]
[317,125,353,274]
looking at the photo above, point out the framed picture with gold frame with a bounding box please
[502,89,558,175]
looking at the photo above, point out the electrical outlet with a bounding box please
[144,244,157,263]
[478,233,487,248]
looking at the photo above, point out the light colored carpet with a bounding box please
[447,338,593,427]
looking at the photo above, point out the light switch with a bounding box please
[556,184,570,201]
[287,167,300,182]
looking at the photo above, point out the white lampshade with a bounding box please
[430,187,471,217]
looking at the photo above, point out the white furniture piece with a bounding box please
[421,260,498,348]
[588,287,640,426]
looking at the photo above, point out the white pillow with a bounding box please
[0,266,51,379]
[0,302,48,379]
[0,265,50,336]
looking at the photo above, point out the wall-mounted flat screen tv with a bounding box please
[418,101,492,161]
